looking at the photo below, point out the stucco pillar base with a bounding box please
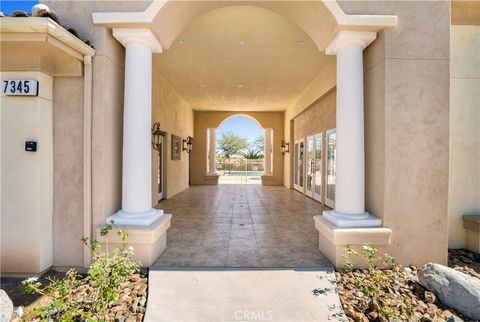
[261,174,276,186]
[314,215,391,268]
[97,213,171,267]
[106,208,164,226]
[204,174,219,184]
[463,215,480,253]
[323,210,382,228]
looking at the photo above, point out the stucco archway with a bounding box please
[216,114,264,130]
[210,114,271,181]
[92,1,398,268]
[93,0,396,52]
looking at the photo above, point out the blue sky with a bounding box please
[1,0,38,14]
[217,116,263,143]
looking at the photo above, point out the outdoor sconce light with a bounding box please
[151,122,162,151]
[281,139,290,155]
[183,136,193,153]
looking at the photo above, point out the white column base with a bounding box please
[106,208,164,226]
[97,213,171,266]
[314,215,391,268]
[323,210,382,228]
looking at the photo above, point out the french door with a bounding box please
[325,129,336,208]
[313,133,322,202]
[305,136,314,198]
[305,133,323,202]
[293,138,305,192]
[156,134,165,202]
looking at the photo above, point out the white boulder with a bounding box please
[0,289,13,322]
[418,263,480,320]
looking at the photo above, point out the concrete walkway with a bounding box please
[146,185,344,321]
[144,268,346,322]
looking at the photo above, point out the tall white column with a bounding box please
[208,128,217,175]
[323,31,381,228]
[106,29,163,226]
[264,128,272,175]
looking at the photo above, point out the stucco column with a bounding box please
[208,128,217,175]
[264,128,272,175]
[106,29,163,226]
[323,31,381,227]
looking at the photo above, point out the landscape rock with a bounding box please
[445,315,464,322]
[424,291,436,304]
[0,289,13,322]
[418,263,480,320]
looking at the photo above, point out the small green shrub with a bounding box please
[22,222,140,321]
[341,244,405,320]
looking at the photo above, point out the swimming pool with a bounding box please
[224,171,263,177]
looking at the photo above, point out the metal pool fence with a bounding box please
[217,159,264,176]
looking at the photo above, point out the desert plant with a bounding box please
[241,147,263,159]
[22,222,140,321]
[82,222,141,318]
[22,270,92,321]
[342,244,405,320]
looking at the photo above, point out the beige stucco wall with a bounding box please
[340,0,451,266]
[293,89,336,141]
[44,1,129,232]
[1,71,53,273]
[363,31,387,220]
[292,89,336,203]
[151,71,194,201]
[448,25,480,248]
[191,111,284,185]
[52,77,85,267]
[283,59,336,188]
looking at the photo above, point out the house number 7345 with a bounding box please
[2,80,39,96]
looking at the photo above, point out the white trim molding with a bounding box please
[325,31,377,55]
[0,17,95,59]
[322,0,397,29]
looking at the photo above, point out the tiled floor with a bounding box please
[153,184,332,268]
[217,175,262,184]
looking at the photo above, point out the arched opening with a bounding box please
[212,115,266,184]
[92,0,397,269]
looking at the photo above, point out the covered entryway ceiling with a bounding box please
[153,6,332,111]
[93,1,396,112]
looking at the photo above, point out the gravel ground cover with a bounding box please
[2,270,148,321]
[337,248,480,322]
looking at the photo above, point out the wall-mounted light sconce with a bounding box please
[152,122,162,151]
[183,136,193,153]
[281,139,290,155]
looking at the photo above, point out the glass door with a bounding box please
[156,134,165,202]
[325,129,336,208]
[313,133,322,202]
[293,138,304,193]
[293,142,299,189]
[305,136,314,198]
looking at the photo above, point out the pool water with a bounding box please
[225,171,263,177]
